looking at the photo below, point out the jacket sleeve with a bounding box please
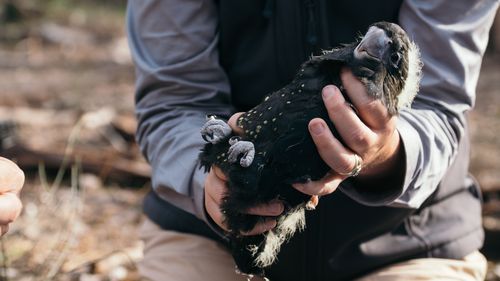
[340,0,499,208]
[127,0,233,221]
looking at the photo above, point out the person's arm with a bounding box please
[378,0,499,208]
[294,0,498,208]
[345,0,498,207]
[128,0,286,235]
[0,157,24,235]
[127,0,233,221]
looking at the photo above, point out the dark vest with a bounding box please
[143,1,484,280]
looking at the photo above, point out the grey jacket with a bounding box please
[127,0,498,279]
[127,0,497,221]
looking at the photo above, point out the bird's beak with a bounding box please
[354,26,392,61]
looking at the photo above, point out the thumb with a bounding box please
[0,193,22,225]
[227,112,245,135]
[0,157,24,194]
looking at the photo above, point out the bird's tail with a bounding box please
[252,204,306,268]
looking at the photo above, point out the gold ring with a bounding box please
[338,154,363,177]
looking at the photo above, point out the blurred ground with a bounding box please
[0,1,499,280]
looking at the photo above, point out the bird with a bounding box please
[199,21,422,276]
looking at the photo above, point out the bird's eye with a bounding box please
[390,52,401,66]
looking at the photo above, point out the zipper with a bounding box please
[262,0,275,18]
[303,0,318,53]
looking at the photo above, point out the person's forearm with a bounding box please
[340,0,499,208]
[127,0,232,220]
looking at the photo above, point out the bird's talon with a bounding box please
[305,195,319,210]
[229,136,242,145]
[228,140,255,167]
[201,118,232,144]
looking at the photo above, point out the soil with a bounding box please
[0,2,499,280]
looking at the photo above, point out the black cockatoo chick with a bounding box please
[199,22,422,275]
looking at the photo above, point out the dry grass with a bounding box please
[0,1,499,280]
[0,114,146,281]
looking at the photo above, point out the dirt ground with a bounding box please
[0,1,499,280]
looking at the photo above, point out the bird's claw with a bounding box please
[305,195,319,210]
[228,137,255,167]
[201,116,232,144]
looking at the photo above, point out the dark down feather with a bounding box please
[199,21,421,276]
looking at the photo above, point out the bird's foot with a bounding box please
[201,115,232,144]
[228,136,255,167]
[305,195,319,210]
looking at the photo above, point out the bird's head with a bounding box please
[350,22,422,115]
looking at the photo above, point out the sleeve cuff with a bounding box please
[339,117,421,208]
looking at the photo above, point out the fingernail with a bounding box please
[264,220,277,231]
[322,86,336,100]
[310,122,325,135]
[269,203,283,214]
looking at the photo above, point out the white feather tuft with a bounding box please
[397,40,423,110]
[253,205,306,268]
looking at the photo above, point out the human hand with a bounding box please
[0,157,24,236]
[293,67,404,196]
[204,113,284,235]
[204,165,284,236]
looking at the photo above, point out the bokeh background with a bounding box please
[0,1,499,280]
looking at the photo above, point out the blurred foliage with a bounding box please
[1,0,22,23]
[0,0,127,43]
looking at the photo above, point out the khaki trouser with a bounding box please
[138,218,487,281]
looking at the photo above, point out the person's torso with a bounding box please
[143,1,484,280]
[215,1,484,279]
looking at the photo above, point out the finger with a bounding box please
[340,68,392,129]
[293,171,344,196]
[227,112,245,135]
[246,200,284,216]
[1,225,9,236]
[204,192,229,231]
[241,219,277,236]
[205,169,226,205]
[308,118,363,176]
[322,85,376,153]
[0,157,25,194]
[212,165,228,181]
[0,193,22,225]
